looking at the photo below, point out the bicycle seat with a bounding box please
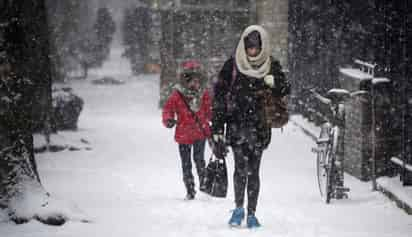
[326,89,350,104]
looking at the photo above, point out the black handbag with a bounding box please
[200,155,228,198]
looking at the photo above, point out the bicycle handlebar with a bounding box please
[349,90,368,97]
[309,89,332,105]
[309,88,369,106]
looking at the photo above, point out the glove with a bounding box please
[280,82,291,96]
[264,75,275,88]
[211,134,228,159]
[166,119,176,128]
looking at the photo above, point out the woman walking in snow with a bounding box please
[211,25,291,228]
[162,60,212,200]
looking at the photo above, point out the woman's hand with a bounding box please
[211,134,228,159]
[264,75,274,88]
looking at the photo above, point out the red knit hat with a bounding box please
[182,60,201,70]
[180,60,204,83]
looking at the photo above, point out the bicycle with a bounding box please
[311,88,367,203]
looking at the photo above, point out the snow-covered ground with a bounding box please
[1,46,412,237]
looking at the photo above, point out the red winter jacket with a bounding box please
[162,90,212,144]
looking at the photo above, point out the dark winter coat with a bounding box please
[162,89,212,144]
[211,57,290,150]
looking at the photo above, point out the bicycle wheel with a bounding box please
[325,156,333,204]
[325,127,339,203]
[317,142,331,202]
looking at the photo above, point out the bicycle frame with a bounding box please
[314,122,339,202]
[311,88,352,203]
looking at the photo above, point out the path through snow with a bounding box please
[1,46,412,237]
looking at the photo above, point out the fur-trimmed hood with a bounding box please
[235,25,272,78]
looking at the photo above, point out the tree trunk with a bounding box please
[82,63,89,79]
[0,0,67,225]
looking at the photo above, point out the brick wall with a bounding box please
[256,0,289,69]
[340,68,372,180]
[344,94,372,180]
[158,2,254,106]
[340,69,395,180]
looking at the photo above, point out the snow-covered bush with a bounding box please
[91,76,125,85]
[52,87,84,131]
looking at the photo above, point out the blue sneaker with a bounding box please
[246,214,261,228]
[228,207,245,227]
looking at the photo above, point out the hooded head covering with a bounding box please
[235,25,271,78]
[176,60,206,111]
[244,30,262,50]
[180,60,204,85]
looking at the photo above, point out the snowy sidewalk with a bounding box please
[377,177,412,214]
[1,48,412,236]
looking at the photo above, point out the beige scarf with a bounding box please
[235,25,272,78]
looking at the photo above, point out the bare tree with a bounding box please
[74,7,116,79]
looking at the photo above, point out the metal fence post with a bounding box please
[371,82,377,191]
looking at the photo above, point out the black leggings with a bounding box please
[232,144,263,215]
[178,140,206,194]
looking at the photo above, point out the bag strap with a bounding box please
[230,60,237,88]
[177,91,219,160]
[224,60,238,111]
[227,60,237,95]
[176,91,209,138]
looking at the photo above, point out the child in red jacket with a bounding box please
[162,60,212,200]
